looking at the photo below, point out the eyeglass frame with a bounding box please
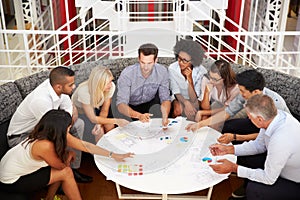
[177,55,192,64]
[208,75,223,82]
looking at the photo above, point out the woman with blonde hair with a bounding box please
[72,66,129,142]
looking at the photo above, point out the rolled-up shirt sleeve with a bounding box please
[59,95,73,115]
[159,69,171,103]
[169,68,181,96]
[116,71,131,106]
[225,94,245,117]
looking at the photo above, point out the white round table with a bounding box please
[94,118,236,200]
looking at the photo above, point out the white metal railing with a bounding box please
[0,0,299,83]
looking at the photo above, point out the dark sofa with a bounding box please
[0,58,300,198]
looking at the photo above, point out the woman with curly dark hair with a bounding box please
[169,39,207,120]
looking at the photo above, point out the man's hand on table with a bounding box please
[209,143,234,156]
[217,133,234,144]
[138,113,153,122]
[209,159,238,174]
[209,144,237,174]
[162,117,169,130]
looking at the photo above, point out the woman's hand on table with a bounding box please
[115,118,130,127]
[112,152,135,162]
[185,121,203,132]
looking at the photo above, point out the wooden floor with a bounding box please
[35,153,243,200]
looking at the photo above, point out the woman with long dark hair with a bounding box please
[196,60,239,121]
[0,109,133,199]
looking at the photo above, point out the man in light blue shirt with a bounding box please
[209,94,300,200]
[116,43,171,127]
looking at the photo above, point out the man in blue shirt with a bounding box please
[209,94,300,200]
[116,43,171,127]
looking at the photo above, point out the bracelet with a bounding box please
[233,133,236,141]
[109,151,113,158]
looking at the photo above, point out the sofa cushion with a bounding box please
[0,120,10,159]
[0,82,23,123]
[257,68,300,118]
[14,70,49,98]
[71,61,103,86]
[70,58,139,86]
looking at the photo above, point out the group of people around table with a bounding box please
[0,39,299,200]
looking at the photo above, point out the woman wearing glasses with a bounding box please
[169,39,207,120]
[195,60,239,122]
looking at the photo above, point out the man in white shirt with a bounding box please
[7,66,92,183]
[209,94,300,200]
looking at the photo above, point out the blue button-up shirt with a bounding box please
[117,63,171,106]
[225,87,290,117]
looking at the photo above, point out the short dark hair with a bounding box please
[138,43,158,60]
[173,39,205,66]
[236,70,265,92]
[49,66,75,86]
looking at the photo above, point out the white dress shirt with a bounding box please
[235,110,300,184]
[7,79,73,137]
[169,61,207,101]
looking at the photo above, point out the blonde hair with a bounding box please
[88,66,114,108]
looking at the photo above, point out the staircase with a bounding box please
[0,0,299,83]
[75,0,228,57]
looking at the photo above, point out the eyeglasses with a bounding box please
[209,75,222,82]
[177,55,191,64]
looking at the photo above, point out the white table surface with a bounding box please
[94,118,236,195]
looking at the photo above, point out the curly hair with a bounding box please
[173,39,205,66]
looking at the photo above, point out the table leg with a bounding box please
[162,194,168,200]
[116,183,213,200]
